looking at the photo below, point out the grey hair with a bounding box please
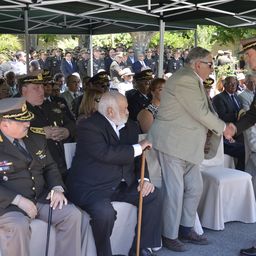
[98,91,125,117]
[185,47,211,66]
[245,73,256,84]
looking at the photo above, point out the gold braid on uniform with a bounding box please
[30,127,46,135]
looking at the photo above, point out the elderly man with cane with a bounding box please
[0,97,82,256]
[66,91,162,256]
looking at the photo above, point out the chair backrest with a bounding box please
[64,142,77,169]
[201,136,224,168]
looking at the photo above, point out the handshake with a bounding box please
[223,123,237,140]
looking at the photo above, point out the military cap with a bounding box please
[134,69,154,81]
[0,97,34,122]
[19,70,52,86]
[89,71,110,86]
[203,77,214,89]
[239,37,256,54]
[80,48,89,54]
[93,46,101,52]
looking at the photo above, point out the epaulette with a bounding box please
[30,127,46,135]
[0,135,3,142]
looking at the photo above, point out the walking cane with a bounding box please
[45,190,54,256]
[136,149,147,256]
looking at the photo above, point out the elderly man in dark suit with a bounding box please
[0,97,81,256]
[212,76,245,170]
[66,91,161,256]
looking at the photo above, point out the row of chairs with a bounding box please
[1,136,255,255]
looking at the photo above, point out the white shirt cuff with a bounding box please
[133,144,142,157]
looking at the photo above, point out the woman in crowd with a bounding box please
[137,78,165,133]
[77,88,103,123]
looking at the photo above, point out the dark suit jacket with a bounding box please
[0,131,64,216]
[66,112,148,206]
[212,91,242,123]
[236,95,256,135]
[60,59,78,78]
[132,61,143,74]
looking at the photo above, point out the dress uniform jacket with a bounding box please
[126,89,152,121]
[27,101,76,177]
[0,131,64,216]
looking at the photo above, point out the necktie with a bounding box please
[13,139,32,162]
[231,95,240,112]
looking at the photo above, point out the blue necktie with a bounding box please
[231,95,240,112]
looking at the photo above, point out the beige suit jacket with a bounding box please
[148,66,225,165]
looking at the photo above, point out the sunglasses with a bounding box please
[200,61,214,69]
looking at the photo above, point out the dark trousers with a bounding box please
[81,182,162,256]
[224,139,245,171]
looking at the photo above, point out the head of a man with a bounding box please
[98,91,129,126]
[223,76,238,94]
[185,47,214,81]
[240,38,256,71]
[66,75,80,92]
[5,71,16,87]
[20,76,45,106]
[245,74,256,93]
[114,52,123,64]
[134,69,154,95]
[65,52,72,62]
[0,98,34,139]
[88,71,110,93]
[16,51,26,63]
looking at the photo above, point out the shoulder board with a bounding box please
[30,127,46,135]
[0,135,3,143]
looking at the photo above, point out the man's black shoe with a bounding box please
[129,248,156,256]
[240,247,256,256]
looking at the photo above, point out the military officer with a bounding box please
[0,97,82,256]
[126,69,153,121]
[20,74,76,179]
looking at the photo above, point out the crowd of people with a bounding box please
[0,37,256,256]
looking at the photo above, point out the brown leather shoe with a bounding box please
[162,236,188,252]
[179,230,209,245]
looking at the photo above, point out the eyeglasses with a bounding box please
[200,61,214,69]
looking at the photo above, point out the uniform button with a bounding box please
[28,167,31,171]
[31,176,35,180]
[32,187,35,190]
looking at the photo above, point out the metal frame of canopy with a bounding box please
[1,0,256,77]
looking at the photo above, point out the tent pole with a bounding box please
[24,5,30,74]
[194,27,198,47]
[89,31,93,77]
[158,17,165,78]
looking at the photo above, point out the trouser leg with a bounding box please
[82,199,116,256]
[180,164,203,228]
[37,203,82,256]
[0,212,30,256]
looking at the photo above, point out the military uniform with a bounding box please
[0,98,82,256]
[27,100,76,178]
[77,58,89,80]
[88,58,106,76]
[49,55,62,76]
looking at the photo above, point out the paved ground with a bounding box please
[155,222,256,256]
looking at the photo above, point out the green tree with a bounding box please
[0,34,21,60]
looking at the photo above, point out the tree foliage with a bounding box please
[0,34,21,52]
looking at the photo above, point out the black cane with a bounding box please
[45,190,54,256]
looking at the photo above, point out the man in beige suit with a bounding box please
[148,47,234,252]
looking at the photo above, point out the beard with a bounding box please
[114,112,129,126]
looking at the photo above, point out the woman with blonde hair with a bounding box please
[77,88,103,123]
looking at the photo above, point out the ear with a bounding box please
[107,106,114,118]
[194,60,201,73]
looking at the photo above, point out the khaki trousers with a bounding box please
[157,151,203,239]
[0,203,82,256]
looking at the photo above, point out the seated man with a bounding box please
[66,91,161,256]
[0,97,81,256]
[212,76,245,170]
[20,74,76,179]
